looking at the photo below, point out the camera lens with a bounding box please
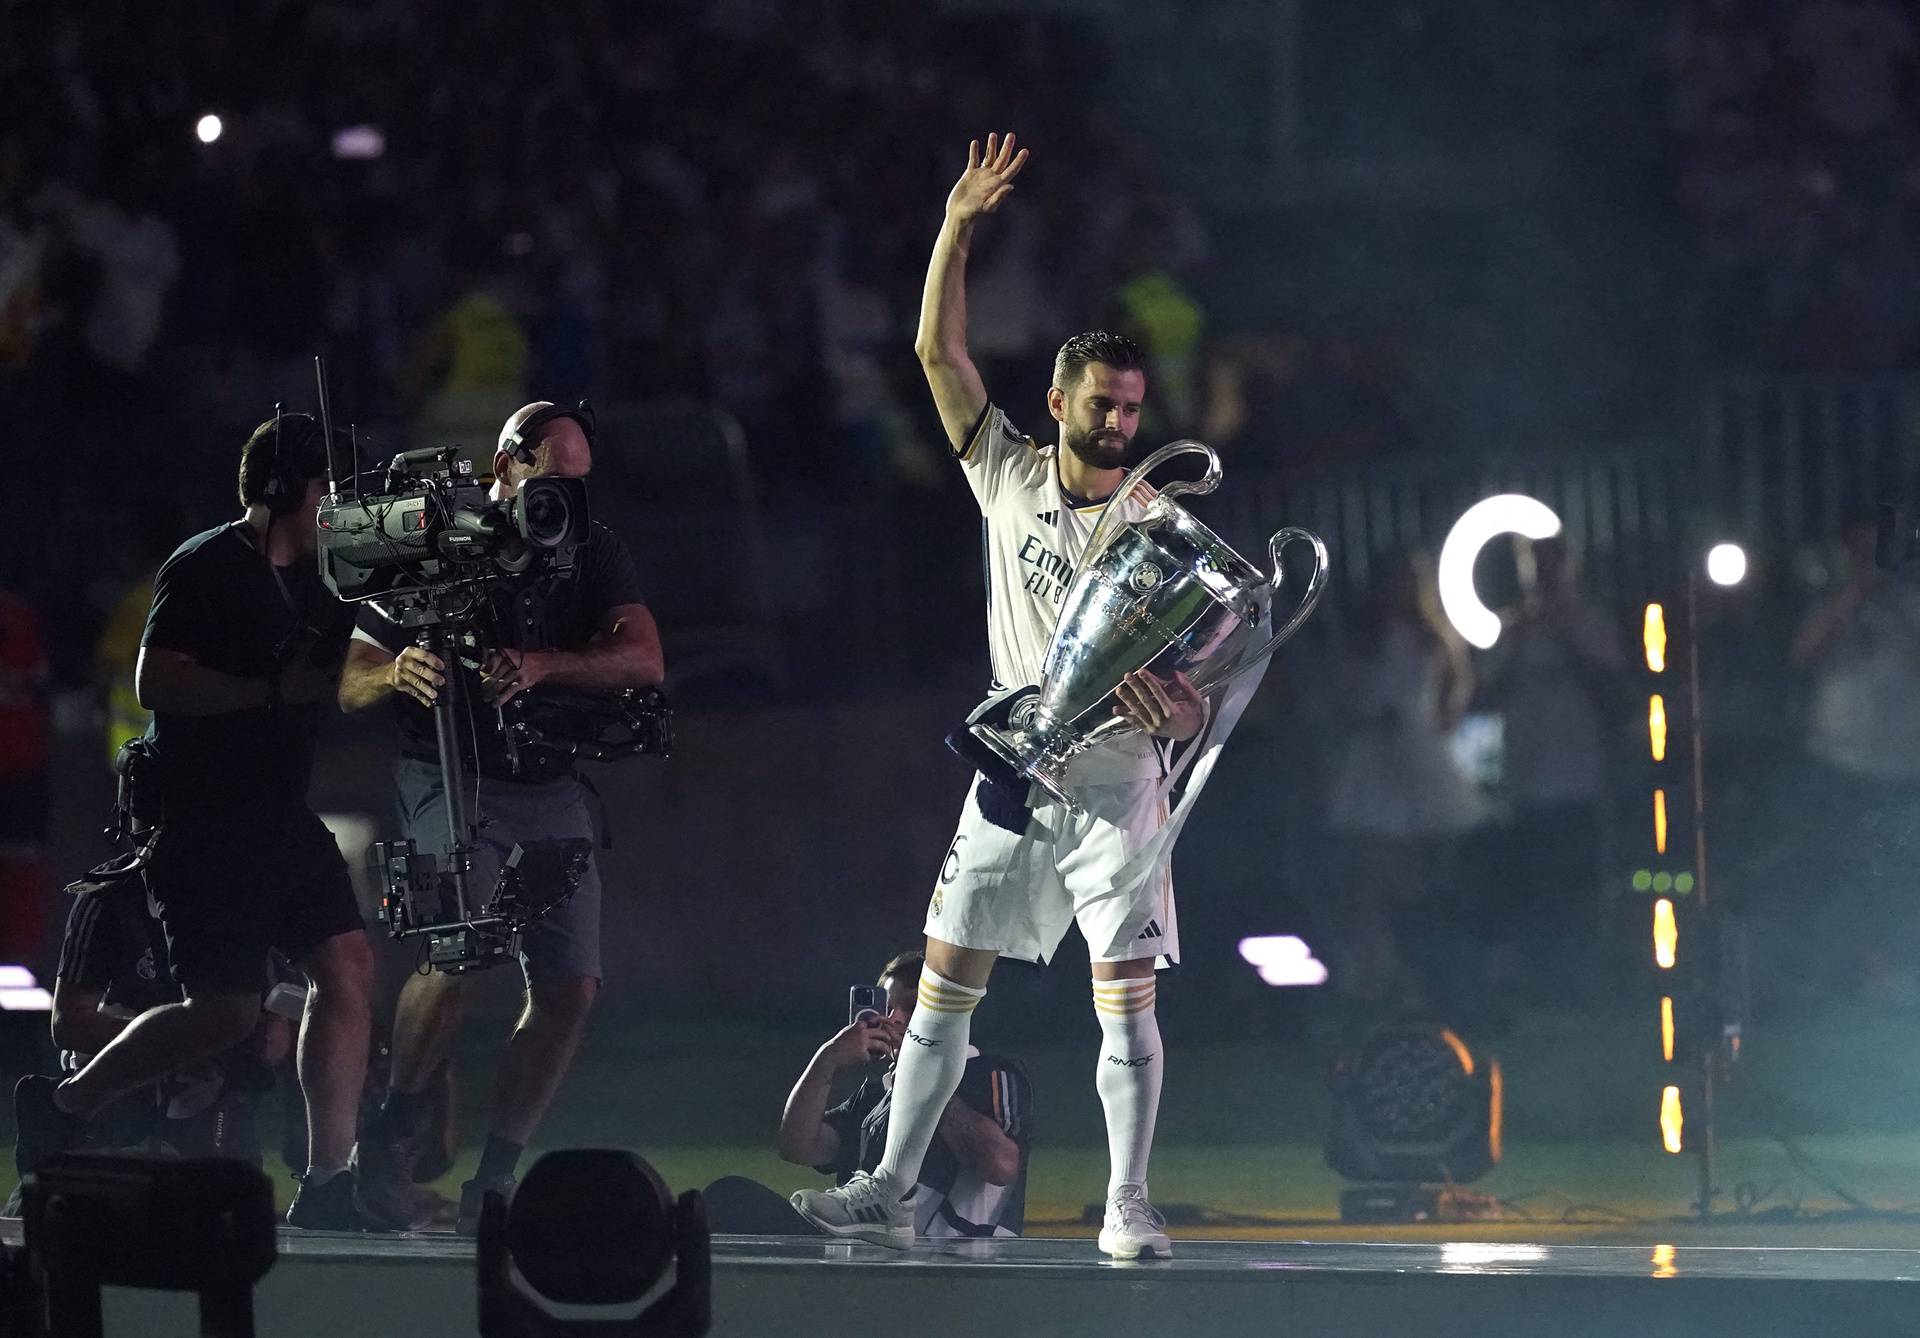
[521,483,572,548]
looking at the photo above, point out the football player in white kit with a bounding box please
[793,133,1204,1259]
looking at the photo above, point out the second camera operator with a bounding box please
[11,414,380,1230]
[339,401,663,1233]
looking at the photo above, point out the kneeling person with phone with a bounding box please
[777,951,1031,1244]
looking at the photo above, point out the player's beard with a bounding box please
[1065,424,1130,472]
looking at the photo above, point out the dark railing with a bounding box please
[590,375,1920,690]
[1700,373,1920,547]
[1216,445,1691,613]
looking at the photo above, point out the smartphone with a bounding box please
[849,985,888,1026]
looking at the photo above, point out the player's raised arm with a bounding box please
[914,132,1029,451]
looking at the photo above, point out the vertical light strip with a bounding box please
[1644,603,1667,673]
[1653,789,1668,855]
[1649,695,1667,762]
[1653,899,1677,969]
[1661,1085,1684,1153]
[1660,996,1675,1062]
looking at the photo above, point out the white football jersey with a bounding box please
[957,403,1162,785]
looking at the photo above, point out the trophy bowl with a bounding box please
[971,441,1328,811]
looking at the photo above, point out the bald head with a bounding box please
[493,402,592,495]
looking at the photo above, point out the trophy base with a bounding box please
[969,724,1078,813]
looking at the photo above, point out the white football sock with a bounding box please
[875,967,984,1190]
[1094,975,1163,1198]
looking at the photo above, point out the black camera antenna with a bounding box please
[313,352,342,498]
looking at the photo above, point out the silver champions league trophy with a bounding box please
[971,441,1330,811]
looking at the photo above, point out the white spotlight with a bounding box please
[1237,935,1329,987]
[1706,543,1748,587]
[1438,494,1562,650]
[195,113,224,145]
[0,965,50,1012]
[331,125,386,160]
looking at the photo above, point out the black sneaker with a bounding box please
[351,1126,423,1231]
[13,1076,85,1178]
[285,1169,393,1232]
[456,1175,514,1237]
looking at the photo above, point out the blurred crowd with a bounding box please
[0,0,1223,673]
[7,1,1920,1025]
[1666,0,1920,368]
[1230,513,1920,1032]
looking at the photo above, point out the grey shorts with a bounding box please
[394,758,603,983]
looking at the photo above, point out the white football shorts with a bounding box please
[924,774,1178,966]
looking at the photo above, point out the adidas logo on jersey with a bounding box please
[1035,509,1060,525]
[1136,919,1164,941]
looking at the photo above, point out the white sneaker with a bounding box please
[790,1171,915,1249]
[1099,1186,1172,1259]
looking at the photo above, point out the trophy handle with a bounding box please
[1190,527,1332,696]
[1082,440,1222,567]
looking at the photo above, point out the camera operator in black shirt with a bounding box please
[339,401,663,1233]
[12,414,381,1230]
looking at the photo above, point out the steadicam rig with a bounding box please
[374,835,595,975]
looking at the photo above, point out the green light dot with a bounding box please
[1632,870,1654,892]
[1653,872,1674,893]
[1675,873,1695,894]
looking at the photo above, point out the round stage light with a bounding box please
[480,1149,711,1334]
[1706,543,1747,587]
[1438,495,1562,649]
[194,113,223,145]
[1326,1023,1501,1187]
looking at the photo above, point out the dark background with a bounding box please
[5,0,1920,1154]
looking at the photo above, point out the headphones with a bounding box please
[498,400,596,467]
[261,405,319,517]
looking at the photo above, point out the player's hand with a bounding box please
[946,132,1029,224]
[387,645,446,707]
[481,648,551,707]
[1113,669,1206,742]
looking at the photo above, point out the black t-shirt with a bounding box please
[820,1049,1032,1238]
[140,523,354,815]
[354,522,647,782]
[57,880,178,1015]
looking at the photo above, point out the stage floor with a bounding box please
[8,1225,1920,1337]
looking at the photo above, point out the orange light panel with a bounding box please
[1661,995,1674,1062]
[1654,789,1668,854]
[1649,694,1667,762]
[1654,898,1677,969]
[1661,1085,1684,1153]
[1644,604,1667,673]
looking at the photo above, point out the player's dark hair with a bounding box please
[236,415,336,508]
[1052,330,1146,392]
[878,950,926,988]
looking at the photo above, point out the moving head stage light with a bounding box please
[1326,1022,1502,1224]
